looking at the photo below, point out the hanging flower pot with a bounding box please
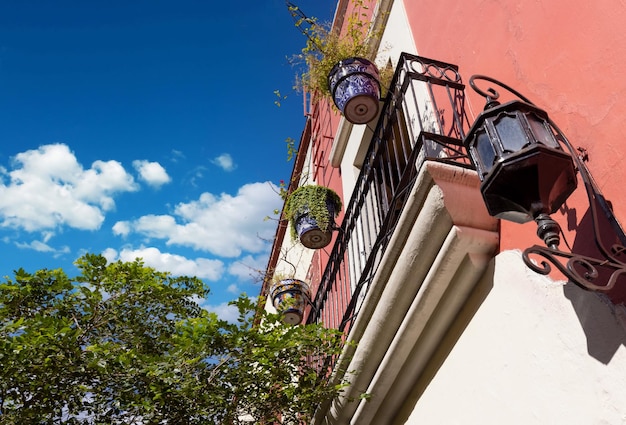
[285,185,342,250]
[270,278,311,325]
[328,57,381,124]
[293,202,337,249]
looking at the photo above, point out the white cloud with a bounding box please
[101,247,118,263]
[112,221,131,237]
[103,246,224,280]
[201,299,257,323]
[122,182,282,257]
[183,165,207,188]
[228,254,268,281]
[170,149,186,163]
[211,153,236,172]
[132,160,171,188]
[41,231,55,243]
[0,144,138,232]
[15,239,70,256]
[204,301,240,322]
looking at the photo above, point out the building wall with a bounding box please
[402,0,626,268]
[266,0,626,423]
[391,1,626,423]
[402,251,626,425]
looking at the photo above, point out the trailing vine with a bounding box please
[284,185,342,241]
[287,0,384,98]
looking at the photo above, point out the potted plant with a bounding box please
[284,184,342,249]
[288,0,385,124]
[327,57,381,124]
[269,276,311,325]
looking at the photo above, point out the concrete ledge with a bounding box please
[329,118,353,168]
[313,161,498,425]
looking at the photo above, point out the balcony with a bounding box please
[306,53,477,330]
[305,53,500,424]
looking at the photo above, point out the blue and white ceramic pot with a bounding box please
[270,279,311,325]
[328,57,381,124]
[294,202,337,249]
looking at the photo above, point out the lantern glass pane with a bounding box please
[526,114,560,148]
[476,130,496,176]
[494,114,528,153]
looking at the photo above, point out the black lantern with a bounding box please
[463,74,626,293]
[464,80,577,225]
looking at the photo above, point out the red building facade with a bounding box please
[263,1,626,423]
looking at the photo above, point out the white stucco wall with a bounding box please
[376,0,417,66]
[265,236,315,315]
[266,134,321,315]
[403,250,626,425]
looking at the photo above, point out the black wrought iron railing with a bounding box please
[306,53,474,331]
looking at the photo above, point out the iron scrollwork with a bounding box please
[523,244,626,292]
[469,75,626,292]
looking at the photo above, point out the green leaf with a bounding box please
[0,253,351,423]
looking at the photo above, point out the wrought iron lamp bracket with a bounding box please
[469,75,626,292]
[523,243,626,292]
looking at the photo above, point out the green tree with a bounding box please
[0,254,346,424]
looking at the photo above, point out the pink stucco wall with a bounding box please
[404,0,626,301]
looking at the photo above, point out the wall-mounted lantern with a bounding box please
[463,75,626,292]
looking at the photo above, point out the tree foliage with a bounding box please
[0,254,346,424]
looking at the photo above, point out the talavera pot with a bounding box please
[293,201,337,250]
[328,57,381,124]
[286,185,341,250]
[270,279,311,325]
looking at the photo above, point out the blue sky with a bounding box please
[0,0,335,320]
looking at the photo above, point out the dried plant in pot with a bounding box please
[288,0,386,124]
[270,276,311,325]
[284,184,342,249]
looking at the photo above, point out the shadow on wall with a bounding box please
[563,197,626,364]
[563,283,626,364]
